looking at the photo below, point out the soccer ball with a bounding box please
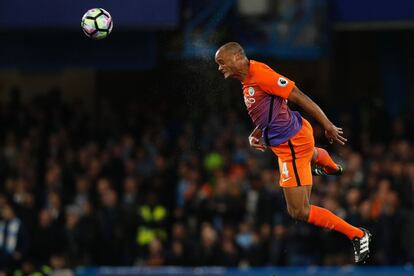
[81,8,113,40]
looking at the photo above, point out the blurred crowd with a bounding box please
[0,88,413,274]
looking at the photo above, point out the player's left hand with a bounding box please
[325,125,347,145]
[249,136,267,152]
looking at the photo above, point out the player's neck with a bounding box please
[236,59,250,82]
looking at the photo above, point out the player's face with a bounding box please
[215,50,237,79]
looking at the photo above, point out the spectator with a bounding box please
[97,189,123,265]
[195,223,222,266]
[63,205,83,266]
[145,239,165,266]
[30,209,64,266]
[0,201,29,272]
[136,192,168,255]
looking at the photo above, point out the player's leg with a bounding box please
[279,144,369,263]
[282,185,312,221]
[312,147,343,175]
[283,184,362,240]
[273,118,371,262]
[283,184,371,263]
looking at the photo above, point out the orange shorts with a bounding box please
[270,118,315,187]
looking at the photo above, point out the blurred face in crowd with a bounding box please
[97,178,112,195]
[1,204,15,220]
[172,241,184,257]
[39,209,52,227]
[346,188,361,207]
[82,200,94,215]
[76,177,90,194]
[359,200,371,220]
[273,224,286,238]
[391,161,403,177]
[407,162,414,179]
[222,239,236,255]
[215,179,228,196]
[149,239,162,256]
[101,189,118,208]
[260,224,271,240]
[48,192,61,209]
[123,177,137,194]
[172,223,186,240]
[222,225,235,241]
[50,255,65,270]
[378,179,391,199]
[201,223,217,247]
[66,209,80,229]
[88,158,102,178]
[385,191,399,213]
[45,164,61,189]
[323,197,339,212]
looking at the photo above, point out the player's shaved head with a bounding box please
[217,42,246,57]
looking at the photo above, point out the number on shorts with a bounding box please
[282,162,289,177]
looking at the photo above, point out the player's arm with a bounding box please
[248,126,267,152]
[288,86,347,145]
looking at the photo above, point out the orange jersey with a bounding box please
[242,60,302,146]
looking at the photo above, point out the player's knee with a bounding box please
[287,206,310,221]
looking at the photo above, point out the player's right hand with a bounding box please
[248,136,267,152]
[325,125,347,145]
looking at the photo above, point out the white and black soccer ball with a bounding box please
[81,8,113,40]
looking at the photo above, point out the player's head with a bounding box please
[215,42,248,80]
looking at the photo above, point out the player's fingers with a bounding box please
[253,145,266,152]
[253,143,267,150]
[251,138,266,146]
[253,143,267,149]
[249,138,257,145]
[251,140,261,146]
[335,139,345,145]
[338,134,347,142]
[335,136,346,145]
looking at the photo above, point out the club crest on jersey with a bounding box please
[277,77,288,87]
[248,87,255,96]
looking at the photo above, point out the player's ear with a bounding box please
[234,53,241,62]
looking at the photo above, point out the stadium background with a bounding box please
[1,0,414,275]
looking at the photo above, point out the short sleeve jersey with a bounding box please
[241,60,302,146]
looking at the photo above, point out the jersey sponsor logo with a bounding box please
[277,77,288,87]
[244,96,255,108]
[244,87,256,108]
[248,87,255,96]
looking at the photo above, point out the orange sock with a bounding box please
[315,147,338,173]
[308,205,364,240]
